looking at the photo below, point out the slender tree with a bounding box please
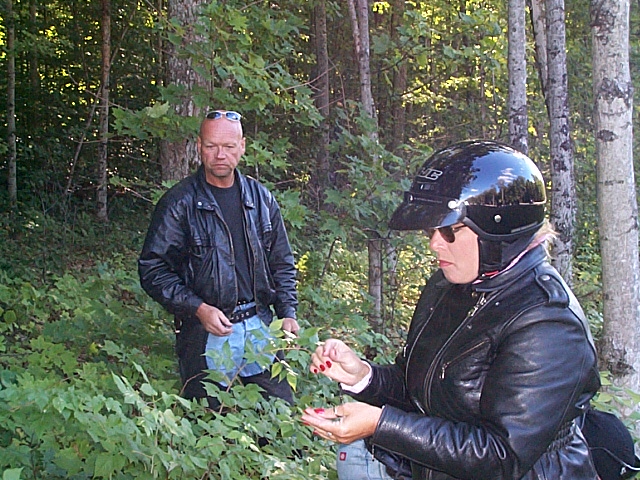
[592,0,640,393]
[6,0,17,207]
[311,0,331,209]
[508,0,528,154]
[545,0,575,283]
[347,0,377,129]
[529,0,548,101]
[97,0,111,222]
[27,0,39,132]
[346,0,384,330]
[389,0,407,154]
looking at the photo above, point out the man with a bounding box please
[138,110,299,408]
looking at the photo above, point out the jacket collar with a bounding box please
[472,245,547,293]
[195,166,255,209]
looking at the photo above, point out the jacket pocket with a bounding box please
[188,235,217,286]
[439,339,491,381]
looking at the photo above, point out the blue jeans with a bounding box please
[336,440,395,480]
[204,303,274,386]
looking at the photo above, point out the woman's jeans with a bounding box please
[336,440,395,480]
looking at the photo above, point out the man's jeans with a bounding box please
[336,440,395,480]
[204,302,274,385]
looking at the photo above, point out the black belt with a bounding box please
[229,306,257,324]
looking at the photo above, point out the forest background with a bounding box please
[0,0,639,478]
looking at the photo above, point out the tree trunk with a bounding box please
[28,0,40,132]
[96,0,111,222]
[389,0,407,154]
[545,0,575,284]
[7,0,17,207]
[161,0,206,181]
[347,0,383,329]
[311,0,331,209]
[529,0,548,107]
[347,0,378,130]
[508,0,528,154]
[592,0,640,394]
[368,234,383,332]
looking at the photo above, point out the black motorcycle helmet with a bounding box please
[389,140,547,276]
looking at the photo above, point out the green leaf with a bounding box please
[144,102,171,119]
[93,453,119,478]
[271,362,283,378]
[140,383,157,397]
[3,310,16,324]
[3,469,23,480]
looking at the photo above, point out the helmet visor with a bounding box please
[389,192,464,231]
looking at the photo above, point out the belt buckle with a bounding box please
[230,305,255,324]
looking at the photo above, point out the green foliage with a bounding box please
[0,259,342,479]
[113,102,200,144]
[2,0,640,475]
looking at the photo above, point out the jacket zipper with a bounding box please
[439,339,490,380]
[422,292,488,412]
[214,208,239,307]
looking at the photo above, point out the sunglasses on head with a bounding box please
[426,225,466,243]
[206,110,242,121]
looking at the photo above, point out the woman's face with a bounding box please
[429,224,480,284]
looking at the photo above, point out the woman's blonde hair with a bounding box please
[530,220,558,253]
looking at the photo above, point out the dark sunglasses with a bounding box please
[426,225,467,243]
[206,110,242,121]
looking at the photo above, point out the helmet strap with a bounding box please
[477,233,538,277]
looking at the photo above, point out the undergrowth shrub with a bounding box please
[0,253,390,479]
[1,204,638,479]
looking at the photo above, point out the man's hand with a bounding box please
[282,317,300,336]
[196,303,233,336]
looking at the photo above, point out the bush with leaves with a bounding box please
[0,265,352,479]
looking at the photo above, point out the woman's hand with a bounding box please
[310,339,370,386]
[301,402,382,444]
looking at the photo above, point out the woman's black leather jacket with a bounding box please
[138,167,297,397]
[352,246,600,480]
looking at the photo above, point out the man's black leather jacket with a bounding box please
[138,166,297,398]
[351,246,600,480]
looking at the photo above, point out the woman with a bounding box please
[302,140,601,480]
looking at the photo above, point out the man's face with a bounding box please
[197,116,246,187]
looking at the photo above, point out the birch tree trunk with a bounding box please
[96,0,111,222]
[347,0,378,131]
[529,0,548,106]
[347,0,383,329]
[508,0,528,154]
[545,0,575,284]
[591,0,640,394]
[161,0,206,181]
[7,0,17,207]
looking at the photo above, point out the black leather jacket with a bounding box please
[352,246,600,480]
[138,167,297,397]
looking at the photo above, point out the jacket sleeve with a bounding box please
[265,195,298,320]
[370,308,599,480]
[349,272,447,412]
[138,192,203,319]
[348,362,417,413]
